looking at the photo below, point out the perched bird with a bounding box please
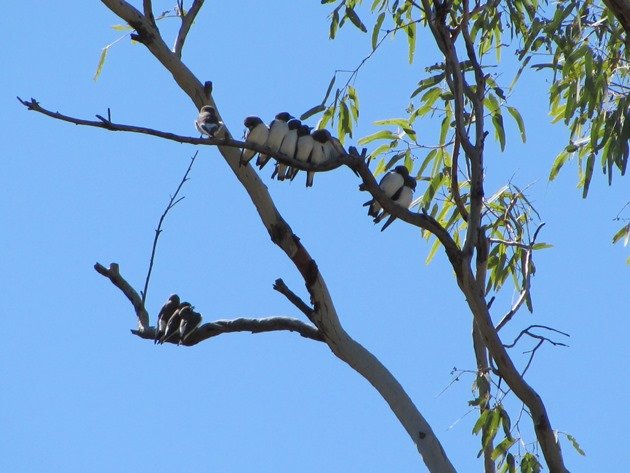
[159,302,192,344]
[324,135,347,161]
[375,172,417,231]
[307,129,330,188]
[240,116,269,166]
[195,106,223,138]
[363,165,410,218]
[289,124,314,181]
[273,118,301,181]
[154,294,180,344]
[178,306,203,345]
[257,112,293,169]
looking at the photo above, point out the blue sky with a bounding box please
[2,1,628,472]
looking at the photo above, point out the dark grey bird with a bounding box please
[178,306,203,345]
[195,106,224,138]
[363,165,410,218]
[159,301,192,344]
[154,294,180,344]
[257,112,293,169]
[289,124,314,182]
[240,116,269,166]
[273,118,301,181]
[375,172,417,231]
[324,135,346,161]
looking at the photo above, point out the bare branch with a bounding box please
[504,325,570,377]
[504,324,570,349]
[94,262,150,331]
[18,97,462,264]
[143,0,155,24]
[273,278,316,324]
[173,0,205,58]
[142,151,198,307]
[133,316,324,344]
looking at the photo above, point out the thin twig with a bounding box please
[273,278,316,325]
[450,135,469,221]
[141,151,198,307]
[173,0,205,58]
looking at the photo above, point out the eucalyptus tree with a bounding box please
[20,1,628,472]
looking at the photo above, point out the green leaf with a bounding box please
[491,437,516,461]
[348,85,360,121]
[111,24,133,31]
[439,115,451,146]
[411,74,445,99]
[384,152,405,170]
[370,141,398,160]
[499,405,512,439]
[358,130,398,145]
[582,153,595,198]
[318,105,335,129]
[300,104,326,121]
[406,21,416,63]
[612,223,630,246]
[482,407,502,452]
[564,433,586,456]
[93,47,109,81]
[373,118,411,128]
[338,101,351,140]
[492,114,506,151]
[329,10,339,39]
[403,148,413,170]
[372,12,386,50]
[322,75,336,104]
[418,149,437,177]
[373,158,386,176]
[425,238,441,265]
[345,7,367,33]
[532,243,553,250]
[509,55,532,93]
[485,94,501,115]
[549,150,571,181]
[507,106,526,142]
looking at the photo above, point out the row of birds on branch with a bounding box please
[195,106,417,231]
[154,294,202,345]
[196,107,346,187]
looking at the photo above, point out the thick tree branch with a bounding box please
[604,0,630,46]
[143,0,155,24]
[134,317,324,344]
[96,261,323,342]
[173,0,204,58]
[94,262,149,330]
[18,96,462,270]
[93,2,457,470]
